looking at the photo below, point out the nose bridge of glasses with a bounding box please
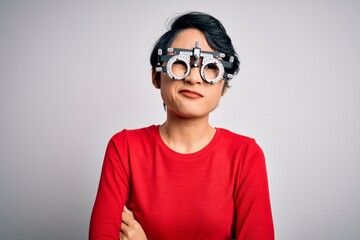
[171,52,203,78]
[192,41,201,68]
[187,62,202,81]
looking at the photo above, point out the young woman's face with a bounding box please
[156,28,227,119]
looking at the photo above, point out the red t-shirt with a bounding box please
[89,125,274,239]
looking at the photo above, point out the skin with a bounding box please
[120,28,228,238]
[120,206,147,240]
[154,28,227,153]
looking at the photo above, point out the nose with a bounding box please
[184,65,202,85]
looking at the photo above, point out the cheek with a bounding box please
[159,78,178,101]
[208,85,224,106]
[211,83,224,97]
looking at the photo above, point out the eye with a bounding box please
[172,60,187,71]
[204,63,218,70]
[173,61,187,67]
[202,63,220,81]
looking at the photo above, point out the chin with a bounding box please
[168,105,216,119]
[173,110,209,119]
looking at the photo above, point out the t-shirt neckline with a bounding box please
[152,125,222,159]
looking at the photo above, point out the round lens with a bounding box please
[200,57,225,84]
[171,60,188,79]
[166,55,190,80]
[203,63,220,81]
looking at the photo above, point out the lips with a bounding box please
[179,89,203,98]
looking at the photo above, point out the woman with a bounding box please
[89,12,274,240]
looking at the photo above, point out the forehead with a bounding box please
[170,28,215,52]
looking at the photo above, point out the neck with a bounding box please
[159,113,216,154]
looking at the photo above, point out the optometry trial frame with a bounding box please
[156,41,234,84]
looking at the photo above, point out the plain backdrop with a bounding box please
[1,0,359,239]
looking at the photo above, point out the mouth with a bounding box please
[179,89,204,98]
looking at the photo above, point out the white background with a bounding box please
[1,0,359,239]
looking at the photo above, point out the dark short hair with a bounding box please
[150,11,240,87]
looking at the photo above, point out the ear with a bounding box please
[152,68,160,89]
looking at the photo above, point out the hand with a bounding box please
[120,206,148,240]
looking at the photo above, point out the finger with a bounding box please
[123,206,135,219]
[120,222,131,238]
[122,210,135,226]
[120,232,129,240]
[123,205,130,213]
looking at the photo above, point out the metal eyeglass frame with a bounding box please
[155,41,234,84]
